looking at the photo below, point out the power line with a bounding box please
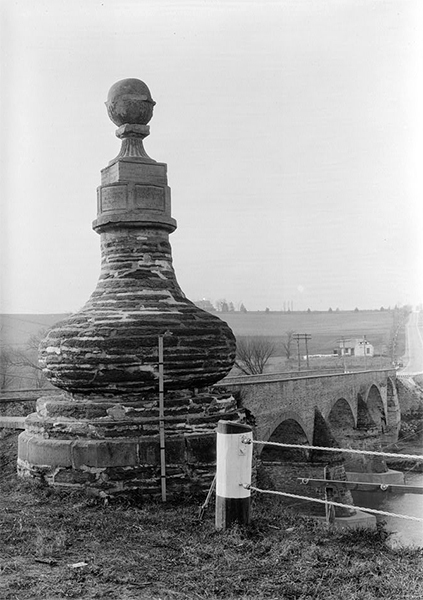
[293,333,311,370]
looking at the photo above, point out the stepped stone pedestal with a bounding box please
[17,78,238,497]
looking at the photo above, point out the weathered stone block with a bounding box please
[18,433,73,468]
[71,439,139,469]
[53,468,98,485]
[138,438,161,464]
[185,434,216,464]
[165,437,185,464]
[101,160,169,186]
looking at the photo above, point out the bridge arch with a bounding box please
[353,390,387,473]
[327,397,356,430]
[325,397,358,468]
[364,384,387,433]
[259,409,354,518]
[324,395,357,427]
[264,411,312,445]
[261,412,310,462]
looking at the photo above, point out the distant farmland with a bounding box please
[0,310,400,358]
[219,310,396,356]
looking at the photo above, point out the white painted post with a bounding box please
[215,420,253,531]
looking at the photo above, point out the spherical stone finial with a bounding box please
[106,78,156,126]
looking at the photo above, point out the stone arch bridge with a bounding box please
[218,368,401,478]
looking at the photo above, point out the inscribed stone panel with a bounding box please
[135,185,165,212]
[101,186,127,212]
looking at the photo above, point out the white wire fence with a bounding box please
[241,437,423,524]
[243,437,423,463]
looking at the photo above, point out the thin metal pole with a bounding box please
[199,474,217,520]
[340,337,347,373]
[305,335,310,369]
[296,336,301,371]
[363,335,367,370]
[158,335,166,502]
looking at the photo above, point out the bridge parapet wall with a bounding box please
[221,369,397,445]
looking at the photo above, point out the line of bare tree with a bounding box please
[0,330,49,391]
[234,330,296,375]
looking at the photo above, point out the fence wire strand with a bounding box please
[244,484,423,523]
[246,439,423,462]
[243,438,423,524]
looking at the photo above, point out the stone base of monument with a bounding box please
[346,469,405,485]
[17,390,242,498]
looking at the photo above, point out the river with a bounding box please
[351,471,423,548]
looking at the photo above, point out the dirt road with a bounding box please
[400,311,423,376]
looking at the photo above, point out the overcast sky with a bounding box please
[1,0,422,313]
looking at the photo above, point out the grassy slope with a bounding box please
[0,310,420,599]
[1,434,422,600]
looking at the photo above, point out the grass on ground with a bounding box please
[1,432,423,600]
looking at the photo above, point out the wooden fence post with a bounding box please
[215,420,253,531]
[324,466,336,526]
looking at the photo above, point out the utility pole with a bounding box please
[362,335,367,370]
[296,334,301,370]
[293,334,311,371]
[338,337,347,373]
[304,335,310,369]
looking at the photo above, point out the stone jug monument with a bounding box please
[18,78,238,497]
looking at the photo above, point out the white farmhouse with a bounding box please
[335,338,374,357]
